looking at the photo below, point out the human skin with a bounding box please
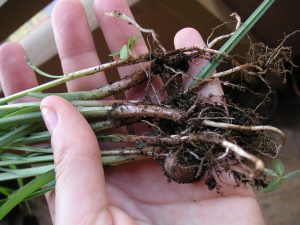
[0,0,266,224]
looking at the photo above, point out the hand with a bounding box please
[0,0,266,224]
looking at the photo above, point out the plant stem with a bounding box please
[0,57,150,105]
[29,70,148,101]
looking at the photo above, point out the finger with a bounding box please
[0,42,38,103]
[41,96,111,224]
[94,0,163,99]
[174,28,224,101]
[45,191,56,224]
[52,0,108,92]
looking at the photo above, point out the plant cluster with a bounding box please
[0,0,300,219]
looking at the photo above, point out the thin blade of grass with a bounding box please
[0,112,43,128]
[191,0,276,87]
[23,183,55,201]
[2,106,40,118]
[0,186,14,197]
[11,131,50,146]
[0,109,19,119]
[0,182,54,206]
[0,164,54,181]
[0,123,42,148]
[0,170,55,220]
[1,145,52,154]
[0,155,53,166]
[0,102,40,111]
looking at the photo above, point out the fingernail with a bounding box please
[41,107,58,134]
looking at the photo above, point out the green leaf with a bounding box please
[0,164,54,181]
[2,106,40,118]
[283,169,300,179]
[0,109,18,119]
[0,170,55,220]
[23,183,55,201]
[0,155,53,166]
[127,34,141,49]
[109,35,141,59]
[1,145,52,154]
[119,45,129,60]
[0,112,43,128]
[272,159,285,177]
[263,177,282,192]
[109,45,129,60]
[0,186,14,197]
[0,123,42,148]
[191,0,276,86]
[11,131,51,146]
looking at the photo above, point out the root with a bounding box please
[208,12,241,48]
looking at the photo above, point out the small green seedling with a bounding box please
[263,159,300,192]
[109,34,141,60]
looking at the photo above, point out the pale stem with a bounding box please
[0,104,184,127]
[211,64,264,79]
[29,70,148,101]
[0,60,124,105]
[221,140,265,173]
[202,119,285,158]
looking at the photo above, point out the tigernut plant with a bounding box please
[1,0,300,219]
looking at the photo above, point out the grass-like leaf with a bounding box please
[11,131,51,146]
[0,123,42,148]
[0,155,53,166]
[0,165,54,181]
[191,0,276,87]
[2,106,40,118]
[0,170,55,220]
[0,112,43,128]
[1,145,52,154]
[0,186,14,197]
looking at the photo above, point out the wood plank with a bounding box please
[0,0,51,42]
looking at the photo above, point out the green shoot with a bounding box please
[109,34,141,60]
[25,57,65,79]
[263,159,300,192]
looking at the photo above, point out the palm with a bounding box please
[0,0,265,224]
[106,161,264,225]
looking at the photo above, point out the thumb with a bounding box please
[41,96,112,225]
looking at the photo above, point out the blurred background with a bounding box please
[0,0,299,224]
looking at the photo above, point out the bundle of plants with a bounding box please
[1,0,300,218]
